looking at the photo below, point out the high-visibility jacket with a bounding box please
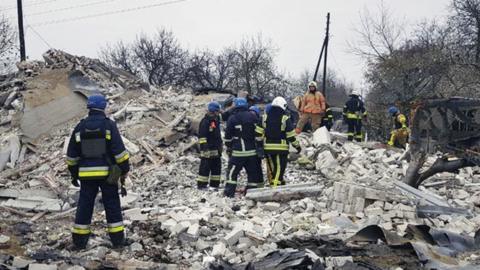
[225,107,260,157]
[66,111,130,180]
[255,106,300,153]
[343,95,367,120]
[394,113,408,129]
[300,91,326,114]
[198,113,222,158]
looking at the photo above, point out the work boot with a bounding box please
[72,233,89,250]
[109,231,125,249]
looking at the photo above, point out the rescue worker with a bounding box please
[66,94,130,249]
[387,106,410,148]
[343,91,367,142]
[197,102,223,190]
[256,97,301,187]
[224,98,264,197]
[321,103,334,131]
[249,105,261,118]
[296,81,326,134]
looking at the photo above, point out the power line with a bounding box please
[24,0,118,17]
[27,24,53,49]
[31,0,188,27]
[0,0,69,12]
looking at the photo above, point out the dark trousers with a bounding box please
[346,119,363,142]
[266,153,288,187]
[197,157,221,188]
[73,180,124,248]
[224,156,264,197]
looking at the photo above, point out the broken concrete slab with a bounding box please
[312,126,331,146]
[20,69,88,140]
[394,181,450,207]
[28,264,58,270]
[245,183,323,202]
[2,196,63,212]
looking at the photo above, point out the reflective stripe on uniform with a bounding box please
[232,150,256,157]
[225,180,237,184]
[115,150,129,163]
[78,166,109,178]
[247,182,260,187]
[198,137,207,144]
[66,156,80,166]
[72,224,91,235]
[255,125,265,135]
[264,143,289,151]
[75,132,81,143]
[197,176,209,183]
[286,130,296,138]
[281,115,288,131]
[106,130,111,140]
[210,175,221,181]
[107,222,124,233]
[346,112,360,119]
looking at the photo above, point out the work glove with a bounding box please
[295,145,302,154]
[256,148,265,159]
[71,177,79,187]
[120,175,127,197]
[226,148,232,157]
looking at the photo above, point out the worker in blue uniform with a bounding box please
[66,94,130,249]
[223,98,264,197]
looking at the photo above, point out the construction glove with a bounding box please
[295,145,302,154]
[120,175,127,197]
[226,148,232,157]
[71,177,80,187]
[256,148,265,159]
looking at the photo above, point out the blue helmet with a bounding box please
[87,94,107,110]
[388,106,399,116]
[249,105,260,116]
[265,103,272,113]
[207,101,221,112]
[234,97,248,108]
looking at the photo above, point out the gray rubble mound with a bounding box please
[1,50,480,269]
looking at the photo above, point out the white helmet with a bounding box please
[350,89,361,96]
[272,96,288,110]
[308,81,317,89]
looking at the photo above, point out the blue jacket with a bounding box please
[225,107,261,157]
[66,110,130,180]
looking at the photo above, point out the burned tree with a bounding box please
[405,98,480,187]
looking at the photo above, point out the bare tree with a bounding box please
[451,0,480,64]
[186,48,237,92]
[348,1,406,61]
[132,29,188,87]
[100,41,140,76]
[232,35,283,98]
[0,15,17,74]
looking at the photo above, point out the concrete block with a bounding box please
[325,256,353,268]
[187,223,200,238]
[364,207,384,217]
[29,264,57,270]
[211,242,226,257]
[12,257,34,268]
[262,202,280,211]
[223,229,245,246]
[312,127,331,146]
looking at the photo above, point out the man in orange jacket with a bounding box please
[295,81,326,134]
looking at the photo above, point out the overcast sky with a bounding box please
[0,0,452,88]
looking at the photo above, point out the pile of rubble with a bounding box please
[1,51,480,269]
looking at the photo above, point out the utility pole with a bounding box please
[17,0,26,61]
[322,12,330,97]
